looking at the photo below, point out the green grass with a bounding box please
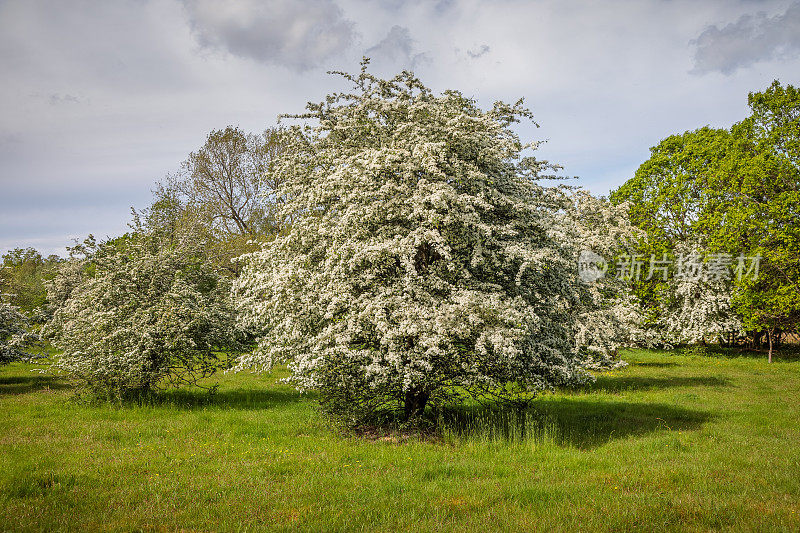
[1,350,799,532]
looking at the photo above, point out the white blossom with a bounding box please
[45,234,243,398]
[1,300,40,364]
[658,241,743,345]
[560,190,648,370]
[234,64,593,421]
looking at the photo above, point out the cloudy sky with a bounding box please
[1,0,799,255]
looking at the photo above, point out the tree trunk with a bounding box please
[768,328,773,364]
[403,388,430,420]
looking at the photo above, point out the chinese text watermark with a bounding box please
[578,251,760,283]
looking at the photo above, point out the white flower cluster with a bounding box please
[561,190,647,369]
[233,66,626,418]
[657,242,743,345]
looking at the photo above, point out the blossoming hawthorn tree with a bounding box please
[0,300,40,365]
[653,239,743,347]
[234,63,595,424]
[46,229,243,399]
[563,190,650,369]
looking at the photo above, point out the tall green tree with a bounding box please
[704,81,800,361]
[613,80,800,359]
[148,126,290,275]
[611,127,741,344]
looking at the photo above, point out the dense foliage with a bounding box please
[234,64,605,423]
[0,248,62,320]
[613,80,799,358]
[45,231,243,398]
[707,81,800,357]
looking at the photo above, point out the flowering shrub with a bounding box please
[657,242,743,345]
[234,64,594,424]
[1,300,40,364]
[564,190,648,369]
[46,235,243,399]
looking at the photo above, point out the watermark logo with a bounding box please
[578,249,608,283]
[578,250,761,283]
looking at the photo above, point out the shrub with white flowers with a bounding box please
[46,233,243,399]
[563,190,648,370]
[234,64,594,424]
[1,300,40,364]
[657,242,743,346]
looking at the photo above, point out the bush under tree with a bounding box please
[1,299,41,365]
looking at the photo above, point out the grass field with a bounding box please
[1,349,799,532]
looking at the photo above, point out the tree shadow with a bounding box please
[438,398,710,449]
[584,375,730,393]
[0,375,69,396]
[629,361,678,368]
[147,387,310,411]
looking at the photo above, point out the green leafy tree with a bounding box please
[0,248,63,320]
[611,127,742,345]
[704,81,800,361]
[613,81,800,359]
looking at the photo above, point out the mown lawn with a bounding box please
[1,349,799,532]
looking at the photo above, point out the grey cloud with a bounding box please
[184,0,356,71]
[48,94,82,105]
[467,44,490,59]
[0,133,22,146]
[691,2,800,75]
[365,25,429,69]
[4,0,800,257]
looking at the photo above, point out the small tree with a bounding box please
[46,231,243,399]
[656,241,743,346]
[235,64,590,425]
[149,126,290,275]
[1,300,40,365]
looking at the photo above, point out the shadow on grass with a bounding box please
[630,361,678,368]
[0,375,69,396]
[438,398,710,449]
[585,375,730,393]
[148,387,309,411]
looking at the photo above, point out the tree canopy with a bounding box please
[147,126,290,275]
[234,64,604,423]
